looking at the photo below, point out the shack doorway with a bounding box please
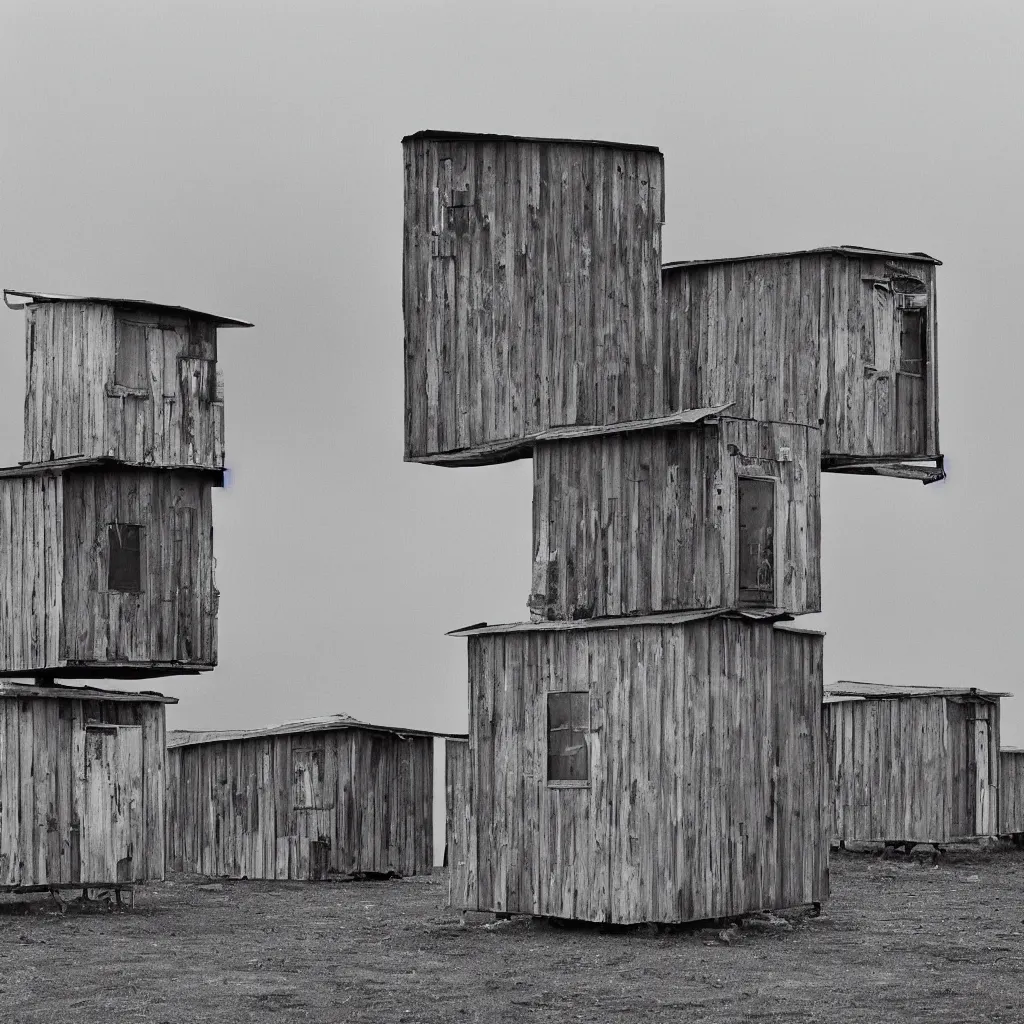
[81,724,144,884]
[972,713,993,837]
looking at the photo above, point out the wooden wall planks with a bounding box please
[0,466,216,675]
[530,419,821,619]
[445,738,471,907]
[0,693,166,887]
[453,617,826,925]
[403,135,665,461]
[662,254,939,460]
[61,468,216,669]
[824,695,1001,844]
[165,728,434,880]
[0,473,63,673]
[999,750,1024,835]
[23,302,225,469]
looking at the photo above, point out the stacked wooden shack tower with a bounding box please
[402,130,943,924]
[0,288,249,895]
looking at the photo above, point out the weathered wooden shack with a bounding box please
[403,130,665,464]
[824,682,1005,845]
[3,289,252,469]
[0,681,173,893]
[998,748,1024,838]
[166,715,454,881]
[662,248,943,478]
[446,612,827,925]
[529,414,821,620]
[0,458,220,677]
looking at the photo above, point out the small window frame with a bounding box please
[897,306,927,378]
[107,522,144,594]
[110,319,152,398]
[546,690,591,789]
[736,474,777,609]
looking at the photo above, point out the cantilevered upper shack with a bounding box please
[662,246,943,480]
[402,130,666,464]
[402,135,943,481]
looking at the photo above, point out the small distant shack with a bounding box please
[0,681,174,894]
[166,715,459,881]
[824,682,1006,846]
[999,748,1024,838]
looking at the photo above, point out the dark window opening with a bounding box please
[108,524,142,592]
[547,691,590,785]
[738,477,775,607]
[900,309,926,376]
[114,322,150,390]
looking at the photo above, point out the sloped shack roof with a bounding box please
[0,680,177,704]
[402,129,661,153]
[168,713,466,749]
[825,681,1009,704]
[663,245,942,271]
[409,404,735,468]
[3,288,253,327]
[448,608,824,637]
[0,455,225,483]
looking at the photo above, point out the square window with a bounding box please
[547,691,590,785]
[108,524,142,592]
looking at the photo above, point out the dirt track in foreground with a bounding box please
[1,845,1022,1023]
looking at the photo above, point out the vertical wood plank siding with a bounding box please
[661,255,939,459]
[61,468,216,668]
[530,419,820,619]
[403,137,665,460]
[165,729,434,880]
[0,695,166,887]
[445,738,471,906]
[824,696,1000,844]
[23,302,224,469]
[456,619,826,924]
[0,473,63,672]
[999,751,1024,835]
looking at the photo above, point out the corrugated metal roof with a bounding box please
[167,713,467,749]
[825,681,1010,702]
[0,456,225,482]
[0,680,176,704]
[3,289,253,328]
[403,130,661,154]
[407,405,734,468]
[448,608,824,637]
[663,245,941,271]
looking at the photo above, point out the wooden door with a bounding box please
[737,477,776,607]
[290,743,332,879]
[178,356,216,464]
[895,307,928,455]
[973,713,994,836]
[445,739,471,909]
[81,725,144,883]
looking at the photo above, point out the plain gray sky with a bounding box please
[1,0,1021,766]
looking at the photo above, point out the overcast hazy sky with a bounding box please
[1,0,1021,757]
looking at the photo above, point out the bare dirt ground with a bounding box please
[1,844,1023,1023]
